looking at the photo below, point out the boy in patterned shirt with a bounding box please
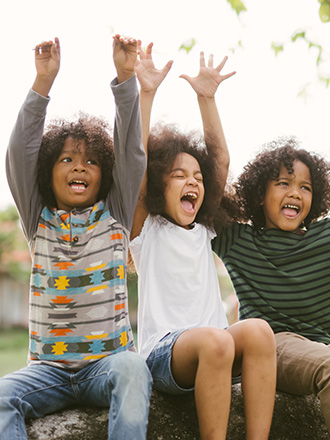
[1,35,152,440]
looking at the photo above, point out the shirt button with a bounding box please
[73,236,79,243]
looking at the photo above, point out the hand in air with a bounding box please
[135,41,173,94]
[34,37,61,82]
[113,34,138,83]
[180,52,236,98]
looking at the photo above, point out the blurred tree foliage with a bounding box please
[179,0,329,92]
[0,205,30,281]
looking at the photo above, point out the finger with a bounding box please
[162,60,174,75]
[52,37,61,57]
[145,42,153,59]
[208,53,214,68]
[216,56,229,72]
[137,40,145,59]
[220,70,236,81]
[179,74,193,85]
[35,41,52,55]
[200,51,205,67]
[118,35,136,45]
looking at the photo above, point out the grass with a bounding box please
[0,328,29,377]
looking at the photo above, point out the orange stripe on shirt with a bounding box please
[115,303,125,311]
[110,233,123,240]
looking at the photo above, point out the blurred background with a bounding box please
[1,0,329,376]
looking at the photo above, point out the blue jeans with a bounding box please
[146,330,194,395]
[0,351,152,440]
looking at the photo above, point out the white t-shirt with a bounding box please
[130,215,228,359]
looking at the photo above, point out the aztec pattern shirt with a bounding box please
[6,76,146,370]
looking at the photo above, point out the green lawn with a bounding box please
[0,328,29,377]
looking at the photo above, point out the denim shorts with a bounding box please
[146,329,194,395]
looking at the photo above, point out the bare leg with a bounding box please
[172,327,235,440]
[226,319,276,440]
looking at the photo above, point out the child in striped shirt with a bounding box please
[213,138,330,432]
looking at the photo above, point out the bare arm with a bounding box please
[180,52,235,202]
[130,41,173,240]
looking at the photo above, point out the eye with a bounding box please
[275,181,289,187]
[62,157,72,163]
[173,173,185,179]
[87,159,99,165]
[301,185,312,192]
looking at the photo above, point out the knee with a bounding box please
[200,328,235,366]
[241,319,275,354]
[0,378,20,413]
[109,351,152,388]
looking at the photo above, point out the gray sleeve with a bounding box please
[6,89,48,244]
[108,75,146,231]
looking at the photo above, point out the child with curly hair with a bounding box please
[1,36,152,439]
[130,42,277,440]
[212,138,330,432]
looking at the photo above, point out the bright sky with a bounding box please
[0,0,329,209]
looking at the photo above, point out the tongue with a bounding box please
[71,184,86,193]
[282,207,298,218]
[181,199,194,212]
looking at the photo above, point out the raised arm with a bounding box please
[32,37,61,96]
[6,38,61,244]
[180,52,235,201]
[130,41,173,240]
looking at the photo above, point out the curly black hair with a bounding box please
[37,112,114,208]
[233,137,330,229]
[145,123,226,229]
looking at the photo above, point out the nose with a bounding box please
[288,186,301,200]
[187,176,198,186]
[72,162,86,173]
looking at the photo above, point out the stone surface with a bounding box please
[26,384,330,440]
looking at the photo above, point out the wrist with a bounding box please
[116,69,135,84]
[197,94,216,102]
[32,75,56,97]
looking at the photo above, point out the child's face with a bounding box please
[51,138,102,211]
[164,153,204,228]
[261,160,312,232]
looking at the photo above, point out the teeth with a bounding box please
[284,204,299,211]
[183,192,197,199]
[70,180,87,186]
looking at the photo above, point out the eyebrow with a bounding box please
[275,176,312,186]
[171,167,203,175]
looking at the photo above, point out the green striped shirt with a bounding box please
[212,218,330,344]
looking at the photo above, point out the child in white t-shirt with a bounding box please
[131,41,276,440]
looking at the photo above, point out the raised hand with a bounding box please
[180,52,235,98]
[32,37,60,97]
[135,41,173,95]
[112,34,138,84]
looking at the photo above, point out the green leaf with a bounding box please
[319,3,330,22]
[291,31,306,42]
[179,38,196,54]
[271,42,284,56]
[319,75,330,87]
[226,0,247,16]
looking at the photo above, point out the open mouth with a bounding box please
[282,204,300,218]
[69,180,88,193]
[181,192,198,213]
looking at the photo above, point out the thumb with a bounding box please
[179,74,192,84]
[162,60,174,75]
